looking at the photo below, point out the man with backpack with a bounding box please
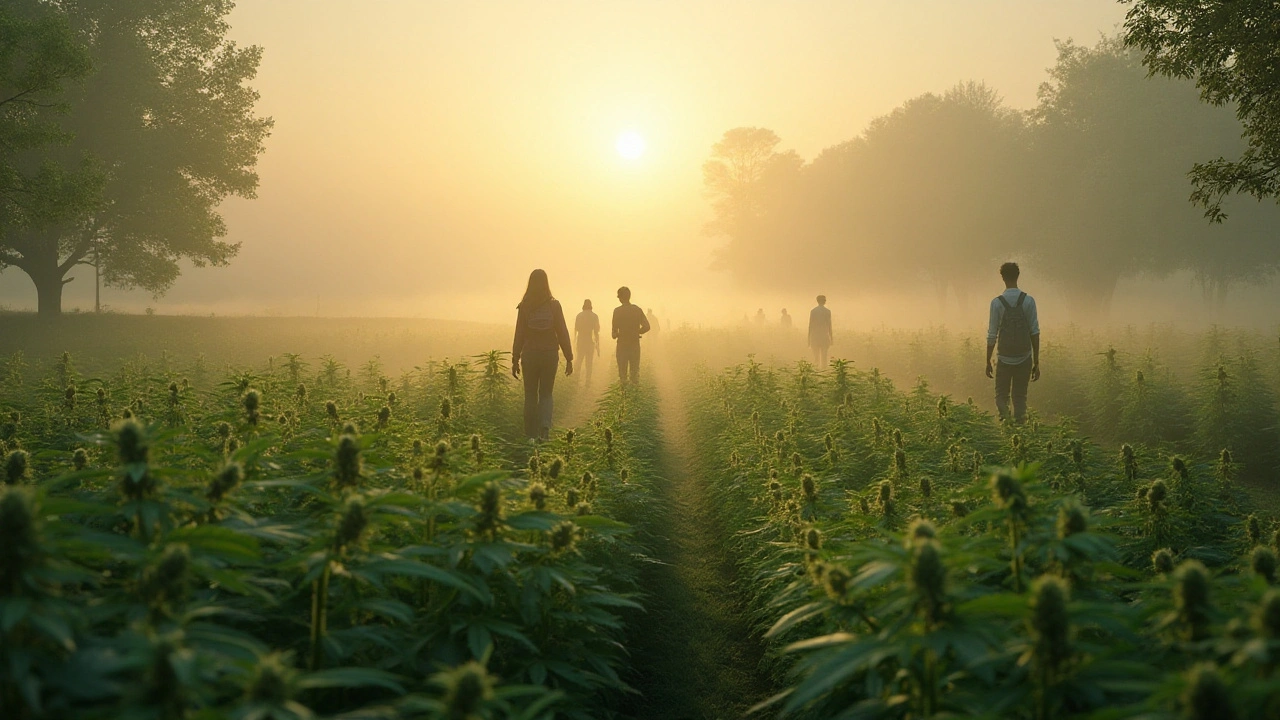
[985,262,1040,423]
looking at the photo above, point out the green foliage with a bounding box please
[686,354,1280,718]
[0,0,98,244]
[0,347,660,719]
[1,0,272,315]
[702,35,1280,317]
[1124,0,1280,221]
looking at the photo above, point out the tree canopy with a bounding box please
[0,0,271,316]
[0,0,97,245]
[1123,0,1280,222]
[702,37,1280,321]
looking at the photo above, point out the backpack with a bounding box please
[525,301,556,343]
[996,292,1031,357]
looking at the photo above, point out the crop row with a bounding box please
[0,350,660,719]
[684,358,1279,719]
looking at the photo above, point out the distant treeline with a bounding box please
[703,37,1280,321]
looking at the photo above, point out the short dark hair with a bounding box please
[617,286,631,302]
[1000,262,1020,284]
[816,295,827,305]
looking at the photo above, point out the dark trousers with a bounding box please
[617,341,641,383]
[522,349,558,439]
[995,358,1033,422]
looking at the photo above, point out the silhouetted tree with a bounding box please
[1125,0,1280,221]
[852,81,1025,308]
[0,0,272,316]
[1028,38,1280,319]
[702,127,801,282]
[701,37,1280,313]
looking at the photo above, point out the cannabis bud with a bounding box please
[334,434,362,489]
[549,521,577,553]
[439,661,494,719]
[1250,546,1277,585]
[1057,500,1088,538]
[905,518,936,548]
[529,483,547,511]
[1181,664,1235,720]
[208,462,244,503]
[801,474,817,503]
[4,450,29,485]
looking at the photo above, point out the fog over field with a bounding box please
[18,0,1258,328]
[11,3,1280,718]
[8,0,1279,330]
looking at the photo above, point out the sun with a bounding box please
[615,130,646,160]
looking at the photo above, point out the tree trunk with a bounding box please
[30,265,65,317]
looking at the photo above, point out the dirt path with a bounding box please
[559,366,607,431]
[625,350,772,720]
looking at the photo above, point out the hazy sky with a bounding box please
[1,0,1130,322]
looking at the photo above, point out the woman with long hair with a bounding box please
[511,269,573,440]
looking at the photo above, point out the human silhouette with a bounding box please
[755,308,766,327]
[985,262,1040,423]
[808,295,832,366]
[780,308,792,329]
[646,308,661,335]
[511,269,573,440]
[574,299,600,382]
[612,286,650,384]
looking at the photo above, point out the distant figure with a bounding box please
[808,295,832,366]
[985,262,1040,424]
[780,308,792,330]
[612,286,650,384]
[575,299,601,382]
[511,269,573,440]
[755,308,766,327]
[646,308,661,335]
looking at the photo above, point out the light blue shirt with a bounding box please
[987,288,1039,365]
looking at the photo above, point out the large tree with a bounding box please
[1028,37,1280,319]
[846,81,1026,307]
[0,1,98,248]
[0,0,271,316]
[1124,0,1280,222]
[702,127,801,282]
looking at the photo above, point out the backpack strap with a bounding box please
[997,295,1012,310]
[1015,292,1026,308]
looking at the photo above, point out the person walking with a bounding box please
[780,308,792,330]
[511,269,573,440]
[574,299,600,382]
[612,286,650,384]
[985,262,1040,424]
[808,295,832,366]
[646,308,661,336]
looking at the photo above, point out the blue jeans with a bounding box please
[522,349,558,439]
[995,358,1032,422]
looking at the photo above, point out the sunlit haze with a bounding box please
[10,0,1248,329]
[616,131,646,161]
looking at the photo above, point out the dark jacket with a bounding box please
[612,303,650,344]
